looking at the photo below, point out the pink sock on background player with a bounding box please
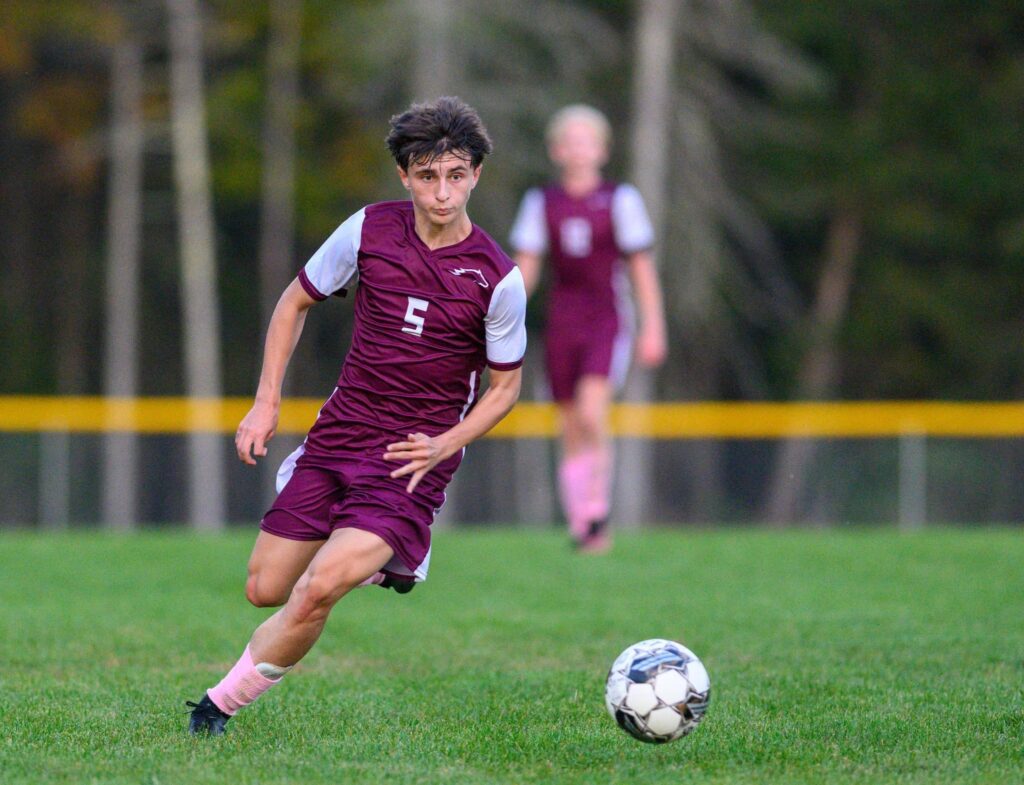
[558,453,592,540]
[583,446,612,524]
[207,645,286,716]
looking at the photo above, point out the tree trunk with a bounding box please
[55,178,93,396]
[167,0,226,529]
[259,0,303,509]
[764,207,861,525]
[102,36,145,530]
[671,93,730,522]
[615,0,678,528]
[0,75,36,391]
[259,0,301,335]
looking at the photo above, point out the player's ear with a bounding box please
[397,165,411,190]
[471,163,483,187]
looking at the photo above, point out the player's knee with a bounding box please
[289,572,349,624]
[577,408,605,443]
[245,573,287,608]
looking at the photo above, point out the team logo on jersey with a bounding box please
[449,267,489,289]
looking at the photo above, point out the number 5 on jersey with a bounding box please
[402,296,430,337]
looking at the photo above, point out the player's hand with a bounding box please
[383,432,446,494]
[636,325,667,368]
[236,401,278,466]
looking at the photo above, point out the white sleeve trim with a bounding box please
[485,266,527,367]
[612,184,655,254]
[509,188,548,254]
[302,208,365,297]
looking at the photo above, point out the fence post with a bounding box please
[898,431,927,530]
[39,430,71,529]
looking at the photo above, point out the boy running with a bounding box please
[509,105,666,552]
[186,97,526,735]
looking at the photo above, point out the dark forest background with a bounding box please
[1,1,1022,527]
[2,0,1021,400]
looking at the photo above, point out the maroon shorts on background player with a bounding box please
[544,315,630,401]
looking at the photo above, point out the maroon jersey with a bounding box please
[297,200,527,451]
[263,201,525,577]
[510,182,653,398]
[511,181,653,321]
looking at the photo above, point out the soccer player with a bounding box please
[509,104,666,552]
[186,97,526,735]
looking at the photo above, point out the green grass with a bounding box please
[0,528,1022,784]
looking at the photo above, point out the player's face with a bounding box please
[548,119,608,174]
[399,153,481,227]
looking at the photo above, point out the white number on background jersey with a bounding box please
[401,296,430,337]
[560,217,593,257]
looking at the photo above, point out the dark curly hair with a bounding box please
[385,96,493,171]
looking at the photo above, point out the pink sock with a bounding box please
[207,645,283,716]
[583,447,612,524]
[559,454,591,539]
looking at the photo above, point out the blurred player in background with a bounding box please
[510,105,666,552]
[186,97,527,735]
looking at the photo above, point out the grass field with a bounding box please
[1,527,1021,784]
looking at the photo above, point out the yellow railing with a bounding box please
[1,397,1023,438]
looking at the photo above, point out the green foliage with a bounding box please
[750,0,1024,398]
[1,528,1022,784]
[0,1,1022,398]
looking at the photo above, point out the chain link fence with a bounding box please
[4,412,1023,528]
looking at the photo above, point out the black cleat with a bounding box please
[586,518,607,540]
[380,572,416,594]
[573,518,610,553]
[186,693,230,736]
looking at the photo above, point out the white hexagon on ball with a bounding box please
[652,669,691,705]
[645,707,683,736]
[685,660,710,695]
[605,675,627,713]
[624,682,658,716]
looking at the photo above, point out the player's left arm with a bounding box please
[626,249,667,368]
[385,264,527,493]
[509,189,547,297]
[384,367,522,493]
[613,184,667,368]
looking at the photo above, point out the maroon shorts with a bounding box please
[544,317,632,402]
[260,445,453,579]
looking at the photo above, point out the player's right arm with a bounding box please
[510,188,547,298]
[236,279,318,466]
[612,184,666,367]
[513,251,543,297]
[384,264,528,493]
[237,208,364,465]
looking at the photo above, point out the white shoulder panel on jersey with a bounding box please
[509,188,548,254]
[303,207,366,297]
[485,266,528,367]
[612,184,655,254]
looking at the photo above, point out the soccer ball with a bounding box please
[605,638,711,743]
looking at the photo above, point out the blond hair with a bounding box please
[545,104,612,148]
